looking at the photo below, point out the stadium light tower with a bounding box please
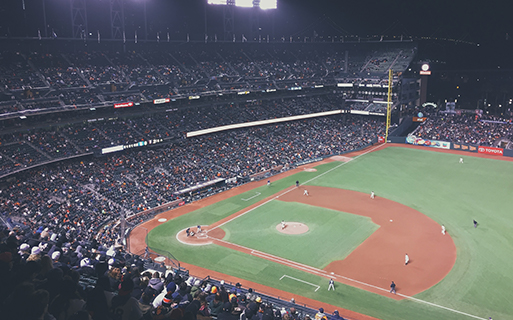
[71,0,88,39]
[207,0,277,41]
[110,0,125,40]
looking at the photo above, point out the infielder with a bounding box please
[405,253,409,265]
[441,225,446,235]
[303,189,309,196]
[389,281,396,294]
[370,191,375,199]
[328,279,335,291]
[281,220,286,230]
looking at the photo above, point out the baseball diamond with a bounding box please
[130,143,513,320]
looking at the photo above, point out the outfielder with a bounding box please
[459,157,464,163]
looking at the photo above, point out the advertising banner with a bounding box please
[406,135,450,149]
[114,102,134,108]
[478,146,503,156]
[453,144,478,153]
[153,98,170,105]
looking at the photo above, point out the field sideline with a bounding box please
[131,144,513,320]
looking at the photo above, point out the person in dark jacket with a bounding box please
[185,290,202,320]
[209,293,224,319]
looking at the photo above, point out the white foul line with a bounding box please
[280,275,320,292]
[241,192,261,201]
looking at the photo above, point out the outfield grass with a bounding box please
[148,147,513,320]
[221,200,378,268]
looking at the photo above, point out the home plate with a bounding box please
[158,218,167,222]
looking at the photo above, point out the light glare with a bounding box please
[260,0,277,9]
[207,0,228,5]
[235,0,253,7]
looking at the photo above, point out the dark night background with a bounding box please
[0,0,512,112]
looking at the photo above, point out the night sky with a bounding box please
[0,0,511,69]
[0,1,509,41]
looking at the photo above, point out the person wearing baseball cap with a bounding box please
[332,310,343,320]
[315,308,327,320]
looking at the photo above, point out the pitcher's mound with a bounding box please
[276,222,309,234]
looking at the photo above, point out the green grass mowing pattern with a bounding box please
[221,200,378,269]
[148,147,513,319]
[306,147,513,318]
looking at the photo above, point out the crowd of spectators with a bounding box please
[411,112,513,147]
[0,95,350,175]
[0,224,348,320]
[1,113,384,237]
[0,42,416,115]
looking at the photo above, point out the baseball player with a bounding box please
[405,253,409,265]
[389,281,396,294]
[295,180,299,187]
[281,220,286,230]
[197,225,202,233]
[441,225,446,235]
[473,220,478,228]
[370,191,375,199]
[267,180,271,186]
[303,189,309,196]
[328,278,335,291]
[459,157,464,163]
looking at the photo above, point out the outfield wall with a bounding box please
[388,133,513,157]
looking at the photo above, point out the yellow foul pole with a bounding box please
[385,69,392,142]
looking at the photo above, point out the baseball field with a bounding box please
[132,144,513,320]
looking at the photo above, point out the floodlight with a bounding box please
[208,0,228,5]
[259,0,277,9]
[235,0,253,7]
